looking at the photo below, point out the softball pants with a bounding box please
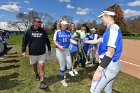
[56,48,72,80]
[90,60,121,93]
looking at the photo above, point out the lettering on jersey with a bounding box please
[58,34,71,42]
[58,35,71,38]
[32,32,42,37]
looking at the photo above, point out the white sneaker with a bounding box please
[90,63,95,67]
[73,69,78,75]
[0,57,4,59]
[69,71,75,76]
[64,75,66,79]
[86,61,90,64]
[61,80,68,87]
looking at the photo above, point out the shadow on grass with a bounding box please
[45,74,61,85]
[4,55,18,58]
[39,87,52,92]
[6,46,13,53]
[41,74,61,92]
[0,72,23,90]
[113,89,122,93]
[1,59,19,63]
[0,65,20,70]
[43,63,99,87]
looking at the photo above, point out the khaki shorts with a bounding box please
[29,53,46,64]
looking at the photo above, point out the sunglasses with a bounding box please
[35,21,42,23]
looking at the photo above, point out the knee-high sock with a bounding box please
[60,69,65,80]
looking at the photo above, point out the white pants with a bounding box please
[56,48,72,71]
[90,60,121,93]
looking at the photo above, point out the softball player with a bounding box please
[53,17,77,87]
[68,23,79,76]
[83,4,124,93]
[80,24,91,74]
[89,28,98,67]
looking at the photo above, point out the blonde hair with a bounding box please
[56,17,67,30]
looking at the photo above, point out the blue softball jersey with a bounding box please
[89,33,98,48]
[98,24,122,62]
[69,32,78,53]
[53,29,71,48]
[83,33,92,51]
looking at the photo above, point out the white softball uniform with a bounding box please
[53,29,72,71]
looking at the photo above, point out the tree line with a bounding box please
[7,10,140,36]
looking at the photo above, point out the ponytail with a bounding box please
[105,4,125,26]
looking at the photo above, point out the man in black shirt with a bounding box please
[22,17,51,89]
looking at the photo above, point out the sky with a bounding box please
[0,0,140,23]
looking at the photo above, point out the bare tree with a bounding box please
[16,11,39,30]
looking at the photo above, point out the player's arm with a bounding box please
[100,25,118,69]
[83,38,101,44]
[70,38,78,45]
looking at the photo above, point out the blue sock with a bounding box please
[65,66,68,71]
[60,69,65,80]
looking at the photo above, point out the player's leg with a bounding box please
[90,47,96,67]
[73,52,78,74]
[56,48,67,86]
[90,61,120,93]
[69,52,75,76]
[103,79,114,93]
[65,48,72,70]
[103,60,121,93]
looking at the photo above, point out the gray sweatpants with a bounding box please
[90,60,121,93]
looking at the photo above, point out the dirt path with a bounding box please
[120,39,140,79]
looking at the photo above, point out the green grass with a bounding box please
[6,35,23,45]
[123,35,140,39]
[0,35,139,93]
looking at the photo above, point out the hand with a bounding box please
[90,48,93,51]
[93,66,104,80]
[82,39,87,44]
[48,51,51,56]
[60,46,65,52]
[22,52,26,57]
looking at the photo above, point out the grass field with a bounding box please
[0,35,140,93]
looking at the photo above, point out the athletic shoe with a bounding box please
[73,69,78,75]
[0,57,4,59]
[86,61,91,64]
[40,81,48,89]
[69,71,75,76]
[61,80,68,87]
[64,75,66,79]
[90,63,95,67]
[36,73,40,81]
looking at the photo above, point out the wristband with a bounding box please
[100,55,112,69]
